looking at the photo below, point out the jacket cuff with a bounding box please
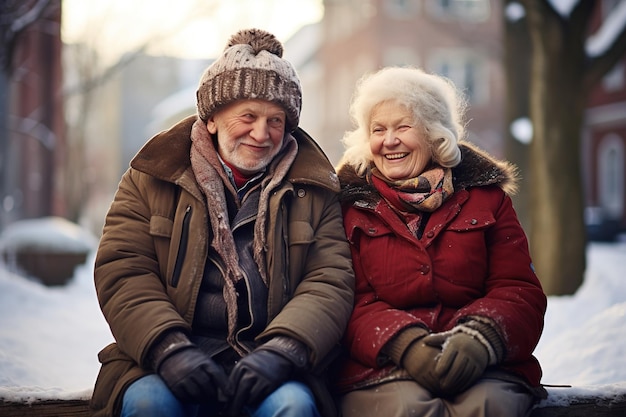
[456,317,505,365]
[146,330,194,371]
[259,336,309,371]
[381,326,429,366]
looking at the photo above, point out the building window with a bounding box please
[326,0,375,40]
[329,65,351,125]
[598,134,625,219]
[383,47,420,67]
[602,61,625,93]
[426,0,490,22]
[428,50,489,105]
[384,0,420,19]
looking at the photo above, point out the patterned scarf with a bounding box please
[369,166,454,236]
[189,118,297,353]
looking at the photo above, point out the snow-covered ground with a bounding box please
[0,218,625,406]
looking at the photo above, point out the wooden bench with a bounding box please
[2,387,626,416]
[530,386,626,417]
[0,399,91,416]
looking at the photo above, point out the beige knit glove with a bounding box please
[422,319,504,396]
[382,326,443,394]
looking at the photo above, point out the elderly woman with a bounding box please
[334,66,547,417]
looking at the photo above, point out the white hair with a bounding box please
[339,66,467,175]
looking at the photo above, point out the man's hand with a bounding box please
[226,349,294,414]
[157,346,228,403]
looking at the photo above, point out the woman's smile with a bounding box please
[385,152,409,160]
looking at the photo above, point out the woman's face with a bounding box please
[369,101,432,181]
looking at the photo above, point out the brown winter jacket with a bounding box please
[89,115,355,417]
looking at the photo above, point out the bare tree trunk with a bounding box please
[503,1,532,232]
[526,2,587,295]
[0,0,55,227]
[0,70,8,228]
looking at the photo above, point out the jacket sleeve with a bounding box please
[342,236,430,368]
[258,187,355,368]
[451,189,547,364]
[94,169,189,366]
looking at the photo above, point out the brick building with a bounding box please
[315,0,505,164]
[583,2,626,235]
[1,0,65,228]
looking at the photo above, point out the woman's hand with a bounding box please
[422,331,489,396]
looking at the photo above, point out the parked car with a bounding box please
[585,206,620,242]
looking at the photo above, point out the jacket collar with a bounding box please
[452,141,518,195]
[130,115,340,193]
[337,141,519,207]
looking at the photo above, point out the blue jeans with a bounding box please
[121,374,321,417]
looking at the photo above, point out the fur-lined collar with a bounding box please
[131,115,340,192]
[337,141,518,206]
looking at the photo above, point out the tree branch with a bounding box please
[1,0,54,72]
[569,0,595,32]
[10,0,51,33]
[585,10,626,89]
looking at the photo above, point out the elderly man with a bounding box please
[90,28,354,417]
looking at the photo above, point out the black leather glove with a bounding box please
[226,337,308,415]
[148,331,228,404]
[158,345,229,403]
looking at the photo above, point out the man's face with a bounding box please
[206,99,286,175]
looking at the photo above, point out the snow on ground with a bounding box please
[0,251,111,402]
[0,218,625,406]
[532,241,626,405]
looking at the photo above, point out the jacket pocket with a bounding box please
[285,220,315,295]
[433,211,496,289]
[440,210,495,260]
[446,210,495,232]
[149,215,174,238]
[170,206,192,287]
[90,343,137,412]
[288,220,315,245]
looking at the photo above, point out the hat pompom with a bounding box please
[226,28,283,57]
[197,28,301,127]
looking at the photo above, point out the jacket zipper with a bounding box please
[171,205,191,287]
[281,200,290,303]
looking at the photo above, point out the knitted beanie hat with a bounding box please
[196,28,302,130]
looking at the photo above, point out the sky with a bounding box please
[0,218,625,409]
[61,0,626,63]
[61,0,324,63]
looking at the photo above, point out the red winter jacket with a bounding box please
[334,143,546,394]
